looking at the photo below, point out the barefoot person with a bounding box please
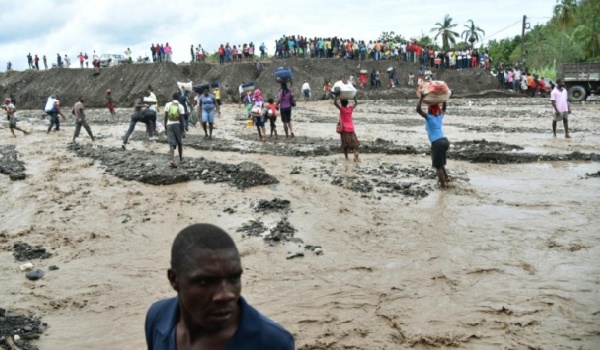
[550,78,571,138]
[276,82,295,139]
[106,89,116,117]
[333,96,360,162]
[266,98,278,139]
[46,99,66,134]
[122,96,155,149]
[71,96,95,144]
[416,96,450,189]
[164,93,185,168]
[3,98,29,137]
[251,89,266,142]
[145,223,295,349]
[198,88,220,139]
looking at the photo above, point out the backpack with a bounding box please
[168,103,180,121]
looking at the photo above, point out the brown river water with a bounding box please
[1,98,599,349]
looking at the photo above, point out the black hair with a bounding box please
[171,224,238,272]
[341,99,349,107]
[78,96,84,102]
[172,92,180,100]
[280,82,289,94]
[268,98,274,103]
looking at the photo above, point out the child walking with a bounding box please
[265,98,278,139]
[333,96,360,162]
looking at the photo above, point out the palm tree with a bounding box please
[554,0,578,62]
[430,15,459,50]
[461,20,485,45]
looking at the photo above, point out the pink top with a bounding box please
[339,105,355,132]
[551,87,569,113]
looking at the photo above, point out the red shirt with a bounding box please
[339,105,355,132]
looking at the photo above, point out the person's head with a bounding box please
[4,98,10,104]
[106,89,112,95]
[203,88,209,96]
[280,82,288,92]
[78,96,84,103]
[556,78,564,89]
[340,76,347,83]
[168,224,242,331]
[428,104,442,116]
[268,98,274,104]
[148,84,154,92]
[340,99,349,107]
[172,92,180,101]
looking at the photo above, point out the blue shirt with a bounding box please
[145,296,294,350]
[199,94,215,111]
[425,113,445,143]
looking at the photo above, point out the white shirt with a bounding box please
[164,101,184,125]
[239,85,244,94]
[301,82,310,91]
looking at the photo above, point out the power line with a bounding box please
[482,20,522,41]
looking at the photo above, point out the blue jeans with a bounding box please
[183,113,189,130]
[47,113,60,132]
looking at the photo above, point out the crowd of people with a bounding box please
[495,65,554,97]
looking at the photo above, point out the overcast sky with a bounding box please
[0,0,554,71]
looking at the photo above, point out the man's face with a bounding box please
[169,248,242,331]
[557,80,564,89]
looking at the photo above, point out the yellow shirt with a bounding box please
[214,89,221,99]
[326,41,332,49]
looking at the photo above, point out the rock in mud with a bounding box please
[25,269,45,281]
[0,145,26,180]
[13,242,52,262]
[255,198,291,213]
[264,218,297,244]
[68,144,278,189]
[0,308,46,350]
[236,220,267,237]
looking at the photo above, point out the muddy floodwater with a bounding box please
[1,98,599,349]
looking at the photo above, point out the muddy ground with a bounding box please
[0,97,599,349]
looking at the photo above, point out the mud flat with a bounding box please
[0,98,599,349]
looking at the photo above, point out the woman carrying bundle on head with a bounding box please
[333,95,360,162]
[276,82,295,139]
[250,89,266,142]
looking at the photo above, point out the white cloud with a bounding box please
[0,0,553,71]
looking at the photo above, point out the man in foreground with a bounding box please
[550,78,571,138]
[145,223,295,349]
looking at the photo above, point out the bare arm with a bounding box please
[333,96,340,110]
[551,100,559,114]
[353,97,358,110]
[442,102,446,113]
[416,96,427,119]
[164,111,168,128]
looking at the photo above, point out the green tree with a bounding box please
[377,31,406,43]
[430,15,459,50]
[553,0,579,62]
[461,20,486,45]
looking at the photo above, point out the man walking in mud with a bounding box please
[164,93,186,168]
[71,96,95,144]
[145,223,295,349]
[550,78,571,138]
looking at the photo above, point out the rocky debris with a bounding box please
[264,218,298,244]
[585,171,600,178]
[255,198,291,213]
[0,307,46,350]
[1,59,503,110]
[223,207,236,214]
[13,242,52,262]
[18,263,33,272]
[305,245,324,256]
[290,166,302,174]
[68,144,278,189]
[0,145,26,181]
[48,265,59,271]
[323,163,443,199]
[236,220,267,238]
[25,269,45,281]
[286,251,304,260]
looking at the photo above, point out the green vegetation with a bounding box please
[431,15,459,51]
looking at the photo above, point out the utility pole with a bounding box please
[520,15,526,68]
